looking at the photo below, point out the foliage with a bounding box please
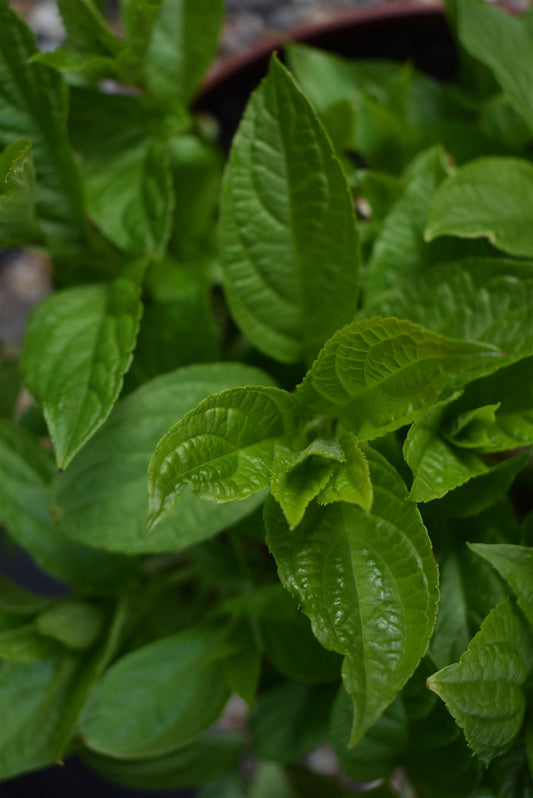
[0,0,532,794]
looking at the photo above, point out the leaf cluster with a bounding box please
[1,0,533,795]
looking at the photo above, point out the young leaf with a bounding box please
[469,544,533,626]
[80,624,232,758]
[428,599,533,764]
[425,158,533,258]
[456,0,533,133]
[0,1,86,251]
[143,0,224,105]
[270,438,345,529]
[53,364,275,553]
[36,600,104,651]
[265,447,439,745]
[22,276,143,469]
[219,56,359,365]
[296,317,500,440]
[316,433,373,509]
[0,420,135,589]
[147,385,300,532]
[0,140,39,247]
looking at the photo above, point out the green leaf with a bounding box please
[56,0,122,56]
[0,420,135,589]
[0,355,22,419]
[270,438,345,529]
[36,600,104,651]
[31,49,117,80]
[316,433,373,510]
[0,625,61,662]
[0,575,54,615]
[364,258,533,370]
[0,655,79,779]
[428,599,533,764]
[219,56,359,365]
[527,720,533,781]
[80,624,232,758]
[147,385,300,532]
[53,364,276,553]
[0,140,39,247]
[456,0,533,133]
[265,447,438,744]
[251,682,335,765]
[425,158,533,258]
[144,0,224,105]
[222,628,261,707]
[0,2,86,251]
[117,0,162,83]
[248,762,295,798]
[469,544,533,626]
[82,731,243,790]
[297,317,500,440]
[22,276,143,469]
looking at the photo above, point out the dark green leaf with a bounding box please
[80,624,232,758]
[0,2,86,251]
[425,158,533,258]
[53,364,275,554]
[265,447,438,744]
[22,276,143,469]
[428,599,533,764]
[0,140,39,247]
[297,317,499,440]
[469,543,533,625]
[0,625,61,662]
[220,56,359,365]
[36,600,104,651]
[56,0,122,56]
[147,385,300,532]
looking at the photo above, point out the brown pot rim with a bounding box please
[201,1,444,98]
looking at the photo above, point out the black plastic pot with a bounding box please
[2,5,454,796]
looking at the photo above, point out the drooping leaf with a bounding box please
[425,158,533,258]
[456,0,533,133]
[22,276,143,469]
[53,364,275,553]
[428,599,533,764]
[147,385,300,532]
[365,258,533,370]
[265,447,439,744]
[0,140,39,247]
[143,0,224,105]
[81,731,243,790]
[36,600,104,651]
[296,317,500,440]
[469,544,533,626]
[80,624,232,759]
[219,56,359,365]
[0,2,86,252]
[0,420,135,590]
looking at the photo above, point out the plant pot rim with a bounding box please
[201,1,444,99]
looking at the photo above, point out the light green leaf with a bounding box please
[469,544,533,626]
[425,158,533,258]
[249,762,294,798]
[0,655,79,779]
[0,140,39,247]
[32,48,117,80]
[0,625,61,662]
[220,56,359,365]
[404,402,490,503]
[81,731,243,790]
[0,2,86,251]
[316,433,373,510]
[270,438,345,529]
[428,599,533,764]
[297,317,500,440]
[144,0,224,105]
[80,624,232,758]
[148,385,300,532]
[364,259,533,370]
[265,447,438,744]
[0,420,135,589]
[36,600,104,651]
[457,0,533,133]
[53,364,275,553]
[22,276,143,469]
